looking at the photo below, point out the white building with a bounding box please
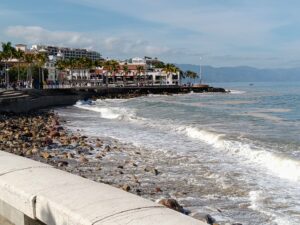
[31,45,102,61]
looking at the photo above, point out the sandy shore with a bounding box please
[0,110,242,225]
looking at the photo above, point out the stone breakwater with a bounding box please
[0,111,241,225]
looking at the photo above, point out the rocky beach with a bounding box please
[0,109,243,225]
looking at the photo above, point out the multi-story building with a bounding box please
[31,45,102,61]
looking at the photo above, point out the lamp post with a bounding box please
[5,67,10,89]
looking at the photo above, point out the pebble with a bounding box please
[122,184,131,192]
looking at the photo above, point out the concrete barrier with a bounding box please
[0,151,205,225]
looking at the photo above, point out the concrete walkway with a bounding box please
[0,90,30,100]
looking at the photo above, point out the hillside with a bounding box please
[177,64,300,82]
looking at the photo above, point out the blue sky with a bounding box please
[1,0,300,68]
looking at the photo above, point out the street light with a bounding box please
[5,67,10,89]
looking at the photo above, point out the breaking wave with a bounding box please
[74,100,300,182]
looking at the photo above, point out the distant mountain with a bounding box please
[176,64,300,83]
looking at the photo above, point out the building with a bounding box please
[31,45,102,61]
[15,44,28,52]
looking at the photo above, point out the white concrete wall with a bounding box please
[0,151,205,225]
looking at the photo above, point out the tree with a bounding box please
[163,63,178,85]
[14,49,24,82]
[122,64,130,83]
[1,42,16,88]
[103,60,119,84]
[35,53,47,88]
[152,60,165,69]
[136,65,145,85]
[94,59,104,68]
[184,70,198,83]
[24,53,35,88]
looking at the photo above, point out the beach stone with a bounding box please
[67,152,74,159]
[31,147,40,154]
[41,152,51,159]
[158,198,184,213]
[79,155,89,163]
[49,130,60,138]
[57,161,69,167]
[190,212,217,225]
[155,187,162,192]
[95,142,102,148]
[152,168,159,175]
[122,184,131,192]
[95,152,103,159]
[25,149,32,156]
[104,145,111,152]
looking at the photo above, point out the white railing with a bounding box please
[0,151,204,225]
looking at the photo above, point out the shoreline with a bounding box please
[0,102,242,225]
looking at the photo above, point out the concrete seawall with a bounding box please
[0,86,225,113]
[0,150,205,225]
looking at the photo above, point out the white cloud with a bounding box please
[5,26,93,47]
[5,25,175,59]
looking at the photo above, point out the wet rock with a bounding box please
[41,152,51,159]
[152,168,159,176]
[31,147,40,154]
[158,198,184,213]
[95,142,102,148]
[190,212,217,225]
[122,184,131,192]
[155,187,162,192]
[57,161,69,167]
[79,155,89,163]
[67,152,74,159]
[104,145,111,152]
[49,130,60,138]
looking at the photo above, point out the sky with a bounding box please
[1,0,300,68]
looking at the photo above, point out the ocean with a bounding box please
[57,82,300,225]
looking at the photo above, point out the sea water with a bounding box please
[57,82,300,225]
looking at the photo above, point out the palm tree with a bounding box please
[55,59,68,83]
[24,53,35,88]
[66,58,76,83]
[162,63,177,85]
[184,70,198,84]
[136,65,144,85]
[94,59,103,68]
[35,53,47,88]
[103,60,119,85]
[103,60,112,85]
[1,42,16,88]
[122,64,130,83]
[14,49,25,82]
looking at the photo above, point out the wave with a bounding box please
[180,126,300,182]
[249,191,295,225]
[74,100,300,182]
[75,101,136,120]
[229,89,246,94]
